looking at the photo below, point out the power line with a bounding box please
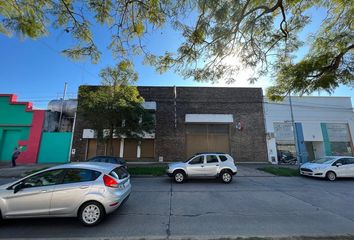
[38,39,98,79]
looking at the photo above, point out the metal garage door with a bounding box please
[124,139,138,160]
[87,139,97,159]
[140,139,155,159]
[186,124,230,158]
[112,139,121,157]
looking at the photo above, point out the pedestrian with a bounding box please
[11,147,21,167]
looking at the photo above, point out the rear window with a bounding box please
[219,155,228,162]
[63,169,101,184]
[110,167,129,179]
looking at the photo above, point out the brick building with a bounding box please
[71,86,268,162]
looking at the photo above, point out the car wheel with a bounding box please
[79,201,105,226]
[220,170,233,184]
[326,171,337,181]
[173,170,186,183]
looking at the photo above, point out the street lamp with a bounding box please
[288,92,301,166]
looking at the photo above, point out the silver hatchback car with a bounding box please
[0,162,131,226]
[167,152,238,183]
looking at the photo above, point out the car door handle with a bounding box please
[41,190,47,193]
[216,165,219,166]
[201,165,204,167]
[80,186,89,189]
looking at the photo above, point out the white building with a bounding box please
[264,96,354,164]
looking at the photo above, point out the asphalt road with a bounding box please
[1,176,354,239]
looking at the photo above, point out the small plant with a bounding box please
[258,167,300,177]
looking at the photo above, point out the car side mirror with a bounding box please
[336,162,342,167]
[14,182,24,194]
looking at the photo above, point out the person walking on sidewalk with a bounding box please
[11,147,21,167]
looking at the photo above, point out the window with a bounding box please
[330,142,352,156]
[347,158,354,164]
[207,155,219,163]
[189,156,204,165]
[63,169,101,184]
[110,167,129,179]
[340,158,354,165]
[23,169,65,188]
[219,155,228,162]
[333,159,346,166]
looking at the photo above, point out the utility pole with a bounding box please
[58,82,67,132]
[289,92,301,166]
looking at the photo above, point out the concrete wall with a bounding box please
[38,132,72,163]
[0,94,45,164]
[264,96,354,163]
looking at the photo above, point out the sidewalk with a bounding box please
[0,163,55,178]
[0,162,288,179]
[236,163,275,177]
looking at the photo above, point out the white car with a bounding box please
[300,156,354,181]
[166,152,237,183]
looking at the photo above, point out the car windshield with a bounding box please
[311,157,336,164]
[183,155,196,163]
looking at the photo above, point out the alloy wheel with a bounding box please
[222,172,232,183]
[82,204,101,225]
[327,172,336,181]
[175,172,184,183]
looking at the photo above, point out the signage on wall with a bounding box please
[236,121,245,131]
[326,123,350,142]
[273,122,294,141]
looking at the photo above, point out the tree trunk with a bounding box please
[109,125,114,155]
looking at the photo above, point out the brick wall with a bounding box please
[71,86,268,162]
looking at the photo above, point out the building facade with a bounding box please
[71,86,268,162]
[0,94,73,164]
[264,96,354,164]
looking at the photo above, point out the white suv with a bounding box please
[166,153,237,183]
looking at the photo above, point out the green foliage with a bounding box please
[78,85,154,155]
[128,166,166,176]
[258,167,300,177]
[100,61,138,86]
[1,0,353,96]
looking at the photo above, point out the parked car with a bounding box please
[166,152,237,183]
[300,156,354,181]
[0,162,131,226]
[88,156,127,168]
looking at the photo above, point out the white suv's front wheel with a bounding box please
[220,170,232,184]
[173,171,186,183]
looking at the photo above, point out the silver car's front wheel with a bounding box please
[79,202,105,226]
[174,171,185,183]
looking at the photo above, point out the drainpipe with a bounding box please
[68,112,76,162]
[174,85,177,129]
[58,82,67,132]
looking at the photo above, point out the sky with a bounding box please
[0,5,353,109]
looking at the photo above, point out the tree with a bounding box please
[79,62,153,155]
[1,1,353,98]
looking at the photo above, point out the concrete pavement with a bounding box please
[0,162,275,179]
[1,176,354,239]
[0,163,55,178]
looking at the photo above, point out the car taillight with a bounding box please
[103,174,119,188]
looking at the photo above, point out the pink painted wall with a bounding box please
[17,110,45,164]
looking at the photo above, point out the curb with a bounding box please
[4,235,354,240]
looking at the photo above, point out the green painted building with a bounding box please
[0,94,72,164]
